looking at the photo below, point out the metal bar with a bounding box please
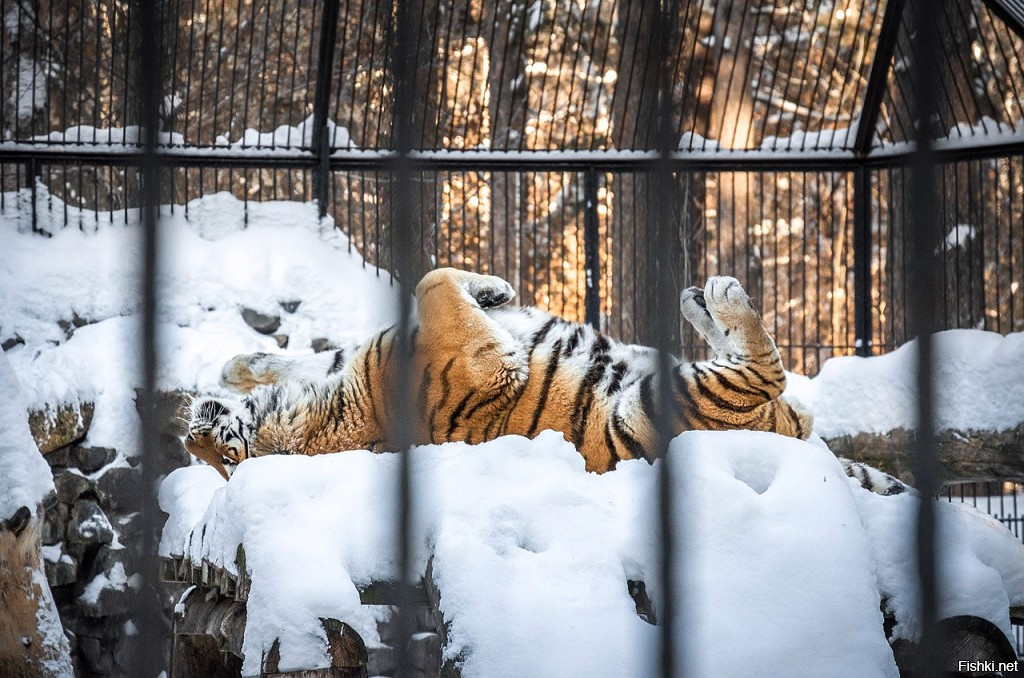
[907,0,943,673]
[312,0,342,219]
[583,167,601,329]
[388,0,417,677]
[7,140,1024,174]
[855,0,907,155]
[853,166,873,356]
[131,0,165,674]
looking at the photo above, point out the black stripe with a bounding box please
[716,363,774,400]
[361,347,380,426]
[638,373,656,421]
[526,338,564,437]
[706,365,773,403]
[569,349,610,445]
[610,411,648,460]
[691,365,763,413]
[465,389,509,419]
[672,370,724,429]
[446,392,474,440]
[529,317,559,352]
[427,357,458,443]
[564,326,584,355]
[328,349,347,374]
[604,422,622,467]
[606,361,628,395]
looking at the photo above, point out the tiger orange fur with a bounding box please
[185,268,815,481]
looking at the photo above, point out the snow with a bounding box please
[159,431,1024,676]
[32,125,185,146]
[797,330,1024,438]
[941,223,976,250]
[78,561,140,606]
[0,351,55,519]
[1,186,398,455]
[213,114,355,149]
[32,568,74,678]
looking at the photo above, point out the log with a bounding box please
[824,423,1024,484]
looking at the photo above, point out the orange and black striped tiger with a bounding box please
[185,268,822,481]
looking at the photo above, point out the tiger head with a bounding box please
[183,396,254,480]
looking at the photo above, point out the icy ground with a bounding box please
[3,187,1024,675]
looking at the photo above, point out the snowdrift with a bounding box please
[159,431,1024,677]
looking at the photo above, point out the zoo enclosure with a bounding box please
[3,0,1024,374]
[3,0,1024,674]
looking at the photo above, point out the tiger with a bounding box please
[184,267,822,479]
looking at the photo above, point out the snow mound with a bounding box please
[0,352,55,519]
[797,330,1024,437]
[159,430,1024,676]
[1,187,398,454]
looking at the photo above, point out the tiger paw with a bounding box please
[466,276,516,309]
[704,276,757,328]
[680,286,709,320]
[184,396,245,480]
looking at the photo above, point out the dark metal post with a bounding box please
[583,167,601,329]
[853,166,872,357]
[388,0,417,676]
[650,2,682,676]
[312,0,341,220]
[132,0,165,674]
[27,158,37,233]
[908,0,943,674]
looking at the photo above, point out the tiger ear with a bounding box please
[183,396,235,480]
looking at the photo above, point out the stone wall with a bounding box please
[34,394,191,677]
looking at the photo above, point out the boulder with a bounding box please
[95,467,144,513]
[69,500,114,546]
[240,307,281,335]
[73,446,117,474]
[279,300,302,314]
[53,470,93,505]
[311,337,340,353]
[29,401,95,454]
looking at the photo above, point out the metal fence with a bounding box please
[3,0,1024,674]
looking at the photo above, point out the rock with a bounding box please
[279,300,302,313]
[311,337,340,353]
[408,632,441,672]
[29,401,95,454]
[69,500,114,545]
[45,552,77,587]
[240,307,281,335]
[73,446,117,474]
[134,388,192,438]
[367,645,397,676]
[1,334,24,351]
[43,503,69,545]
[273,333,289,349]
[53,470,93,504]
[95,466,144,513]
[44,445,74,469]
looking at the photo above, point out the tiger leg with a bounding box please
[701,276,787,401]
[220,348,350,393]
[680,286,735,358]
[414,268,528,440]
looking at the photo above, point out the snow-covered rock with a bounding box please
[158,431,1024,677]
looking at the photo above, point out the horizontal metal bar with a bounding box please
[2,137,1023,172]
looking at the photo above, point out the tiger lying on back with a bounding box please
[184,267,903,495]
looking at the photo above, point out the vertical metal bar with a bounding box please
[132,0,164,674]
[312,0,342,220]
[389,0,417,676]
[649,1,681,676]
[584,167,601,329]
[854,166,873,356]
[908,0,943,673]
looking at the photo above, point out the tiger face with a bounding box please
[184,396,254,479]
